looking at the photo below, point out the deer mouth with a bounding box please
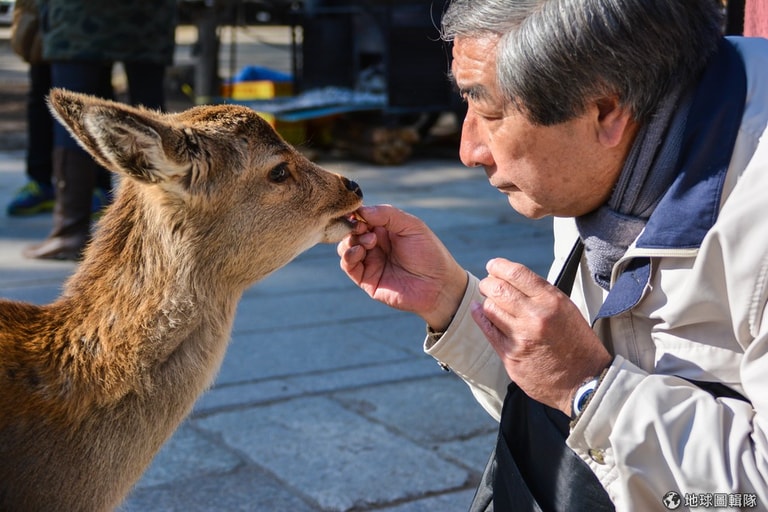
[339,211,367,228]
[322,208,365,244]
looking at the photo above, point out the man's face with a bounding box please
[452,35,629,219]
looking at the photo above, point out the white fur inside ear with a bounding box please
[83,111,191,184]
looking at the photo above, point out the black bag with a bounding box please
[468,239,615,512]
[469,382,615,512]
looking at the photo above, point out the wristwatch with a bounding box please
[571,377,599,420]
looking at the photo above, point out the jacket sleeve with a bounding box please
[422,215,571,422]
[423,272,511,422]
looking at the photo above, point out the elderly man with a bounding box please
[338,0,768,510]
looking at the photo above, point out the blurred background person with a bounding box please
[24,0,177,260]
[6,0,55,216]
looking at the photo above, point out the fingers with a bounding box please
[338,203,410,275]
[355,204,426,236]
[476,258,557,343]
[471,292,518,342]
[337,204,402,260]
[337,231,376,255]
[470,299,506,348]
[478,274,524,311]
[337,231,377,270]
[477,260,531,321]
[484,258,549,298]
[352,204,397,228]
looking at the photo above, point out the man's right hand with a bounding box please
[337,204,468,331]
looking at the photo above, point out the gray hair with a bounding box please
[441,0,723,125]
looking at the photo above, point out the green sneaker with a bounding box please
[6,181,56,216]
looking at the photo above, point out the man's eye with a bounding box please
[469,106,501,121]
[480,112,502,121]
[268,163,290,183]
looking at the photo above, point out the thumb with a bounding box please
[356,204,421,234]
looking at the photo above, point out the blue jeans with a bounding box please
[50,60,167,190]
[51,60,167,149]
[27,62,54,185]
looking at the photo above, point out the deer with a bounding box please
[0,88,364,511]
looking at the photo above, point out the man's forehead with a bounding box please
[451,36,498,77]
[450,37,501,104]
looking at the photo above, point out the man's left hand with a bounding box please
[472,258,613,416]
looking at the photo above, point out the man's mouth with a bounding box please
[494,183,519,194]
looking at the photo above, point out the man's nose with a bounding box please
[459,113,493,169]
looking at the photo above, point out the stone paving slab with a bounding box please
[122,466,319,512]
[194,396,472,511]
[132,424,245,490]
[379,490,478,512]
[194,358,441,415]
[233,286,392,333]
[332,376,496,445]
[217,322,415,386]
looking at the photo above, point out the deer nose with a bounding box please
[343,177,363,198]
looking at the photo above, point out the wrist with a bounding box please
[423,270,468,332]
[570,377,599,420]
[569,365,610,420]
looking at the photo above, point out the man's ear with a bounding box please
[593,96,637,148]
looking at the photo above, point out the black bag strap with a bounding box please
[468,238,614,512]
[554,238,584,295]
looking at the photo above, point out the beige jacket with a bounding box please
[426,37,768,511]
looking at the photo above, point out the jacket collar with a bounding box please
[595,37,747,321]
[636,37,747,249]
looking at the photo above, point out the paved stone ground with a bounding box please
[0,24,555,512]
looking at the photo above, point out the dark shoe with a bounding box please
[23,233,88,261]
[25,148,99,261]
[6,180,56,216]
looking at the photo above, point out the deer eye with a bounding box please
[268,163,290,183]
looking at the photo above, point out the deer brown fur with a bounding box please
[0,89,363,511]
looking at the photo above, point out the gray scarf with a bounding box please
[575,87,693,290]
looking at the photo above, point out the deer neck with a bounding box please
[54,184,242,403]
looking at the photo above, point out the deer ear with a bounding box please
[47,88,192,186]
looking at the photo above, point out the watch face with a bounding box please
[572,378,599,418]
